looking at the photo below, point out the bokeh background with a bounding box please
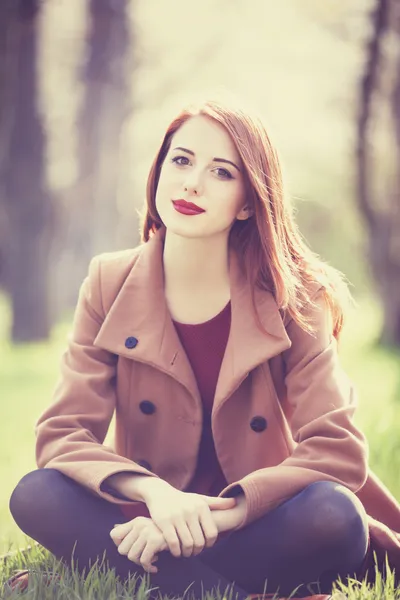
[0,0,399,556]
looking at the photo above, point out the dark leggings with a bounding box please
[9,469,369,599]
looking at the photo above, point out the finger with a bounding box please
[140,544,161,572]
[175,518,195,558]
[186,516,206,556]
[110,529,129,545]
[203,496,237,509]
[112,521,133,533]
[117,528,141,556]
[127,537,147,566]
[110,521,133,541]
[199,508,219,550]
[159,523,182,558]
[142,563,158,574]
[111,517,148,545]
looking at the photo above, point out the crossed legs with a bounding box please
[9,469,369,598]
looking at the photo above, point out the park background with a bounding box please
[0,0,399,559]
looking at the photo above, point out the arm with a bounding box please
[35,256,161,505]
[218,289,369,529]
[102,472,173,502]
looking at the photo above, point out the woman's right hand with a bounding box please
[144,484,237,558]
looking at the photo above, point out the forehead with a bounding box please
[171,115,240,162]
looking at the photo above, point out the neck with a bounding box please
[162,229,231,292]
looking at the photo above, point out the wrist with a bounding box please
[138,477,174,503]
[104,472,172,503]
[212,494,247,533]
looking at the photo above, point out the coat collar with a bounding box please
[94,227,291,413]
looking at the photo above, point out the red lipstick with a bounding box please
[172,199,205,216]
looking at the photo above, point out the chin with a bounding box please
[167,224,232,241]
[165,223,208,239]
[157,210,200,238]
[159,207,233,240]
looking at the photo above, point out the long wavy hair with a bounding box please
[140,98,352,339]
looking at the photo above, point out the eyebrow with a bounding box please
[172,146,241,173]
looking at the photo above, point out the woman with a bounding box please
[8,97,400,599]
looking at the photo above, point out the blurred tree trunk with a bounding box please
[2,0,54,342]
[356,0,400,347]
[0,1,19,290]
[53,0,133,316]
[389,2,400,344]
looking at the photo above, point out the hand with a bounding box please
[110,517,168,574]
[110,494,247,572]
[211,493,247,533]
[144,486,237,558]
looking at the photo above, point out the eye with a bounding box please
[214,167,233,180]
[171,155,190,166]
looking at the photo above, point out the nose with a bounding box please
[184,184,198,195]
[183,171,203,196]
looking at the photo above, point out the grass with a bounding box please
[1,292,400,598]
[0,541,399,599]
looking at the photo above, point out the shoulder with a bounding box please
[282,280,328,329]
[90,244,143,285]
[84,243,144,317]
[281,281,335,360]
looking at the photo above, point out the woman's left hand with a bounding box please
[110,494,247,573]
[110,516,168,573]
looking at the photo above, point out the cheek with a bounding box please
[157,168,181,197]
[223,186,246,217]
[155,173,172,204]
[155,172,179,216]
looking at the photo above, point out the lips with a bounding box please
[172,199,205,215]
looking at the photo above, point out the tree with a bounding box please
[356,0,400,346]
[52,0,133,316]
[0,1,19,290]
[2,0,54,342]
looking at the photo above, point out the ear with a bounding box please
[236,205,253,221]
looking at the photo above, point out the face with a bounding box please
[155,115,250,239]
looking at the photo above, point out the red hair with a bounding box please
[140,98,352,339]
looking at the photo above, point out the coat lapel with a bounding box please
[94,228,201,404]
[94,227,292,411]
[213,249,291,415]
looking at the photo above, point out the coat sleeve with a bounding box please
[35,255,160,505]
[219,289,369,529]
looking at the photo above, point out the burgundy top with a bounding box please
[119,301,231,521]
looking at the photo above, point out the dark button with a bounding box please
[137,459,152,471]
[125,336,138,349]
[250,416,267,432]
[139,400,156,415]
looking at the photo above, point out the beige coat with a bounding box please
[35,227,400,572]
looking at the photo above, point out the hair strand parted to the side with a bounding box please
[140,99,353,340]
